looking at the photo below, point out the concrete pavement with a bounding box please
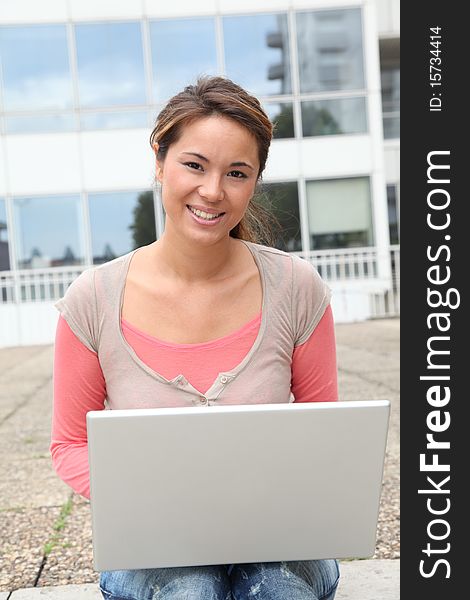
[1,560,400,598]
[0,318,400,598]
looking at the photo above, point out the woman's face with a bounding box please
[155,115,260,247]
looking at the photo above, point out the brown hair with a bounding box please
[149,75,280,245]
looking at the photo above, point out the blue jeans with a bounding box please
[99,560,340,599]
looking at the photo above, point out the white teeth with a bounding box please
[188,206,223,220]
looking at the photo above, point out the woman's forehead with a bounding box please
[179,115,255,144]
[173,116,259,162]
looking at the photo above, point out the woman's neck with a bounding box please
[149,234,242,284]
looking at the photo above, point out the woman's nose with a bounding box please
[199,175,225,202]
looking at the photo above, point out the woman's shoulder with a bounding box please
[60,250,134,299]
[93,249,136,276]
[242,241,295,274]
[244,241,331,344]
[55,250,135,324]
[54,249,138,352]
[243,241,322,281]
[243,240,290,260]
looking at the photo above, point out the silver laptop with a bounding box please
[87,400,390,571]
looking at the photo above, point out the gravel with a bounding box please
[0,506,61,590]
[37,497,98,588]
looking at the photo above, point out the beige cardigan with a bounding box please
[55,241,331,409]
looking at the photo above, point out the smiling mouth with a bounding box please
[187,206,225,221]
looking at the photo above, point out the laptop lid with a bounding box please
[87,400,390,571]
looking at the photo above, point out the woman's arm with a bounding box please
[291,304,338,403]
[50,315,107,499]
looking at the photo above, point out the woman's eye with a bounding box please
[184,162,202,170]
[184,162,246,178]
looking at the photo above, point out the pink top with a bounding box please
[120,312,263,395]
[51,305,337,499]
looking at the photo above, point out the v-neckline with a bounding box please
[116,240,269,398]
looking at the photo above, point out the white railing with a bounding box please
[369,246,400,318]
[294,245,400,319]
[0,265,85,304]
[294,246,381,281]
[0,246,400,317]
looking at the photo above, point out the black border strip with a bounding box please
[401,2,466,596]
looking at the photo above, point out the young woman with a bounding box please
[51,75,340,600]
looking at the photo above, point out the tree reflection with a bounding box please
[129,191,156,248]
[302,107,340,136]
[257,183,301,252]
[0,218,9,271]
[271,104,294,139]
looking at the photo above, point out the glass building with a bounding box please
[0,0,399,346]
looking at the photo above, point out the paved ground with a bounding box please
[0,318,399,598]
[0,560,400,599]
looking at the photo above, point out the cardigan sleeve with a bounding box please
[50,315,106,499]
[290,255,332,346]
[54,267,99,353]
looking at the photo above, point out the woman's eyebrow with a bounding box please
[180,151,254,171]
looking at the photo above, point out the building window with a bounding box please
[306,177,373,249]
[75,22,146,107]
[80,110,148,131]
[150,18,217,104]
[387,184,400,244]
[296,8,365,94]
[0,199,10,271]
[13,195,84,269]
[0,24,72,111]
[5,114,76,134]
[223,13,291,96]
[89,190,155,265]
[301,97,367,137]
[381,67,400,139]
[258,182,301,252]
[264,102,295,139]
[380,36,400,140]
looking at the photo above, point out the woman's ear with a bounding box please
[153,143,163,183]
